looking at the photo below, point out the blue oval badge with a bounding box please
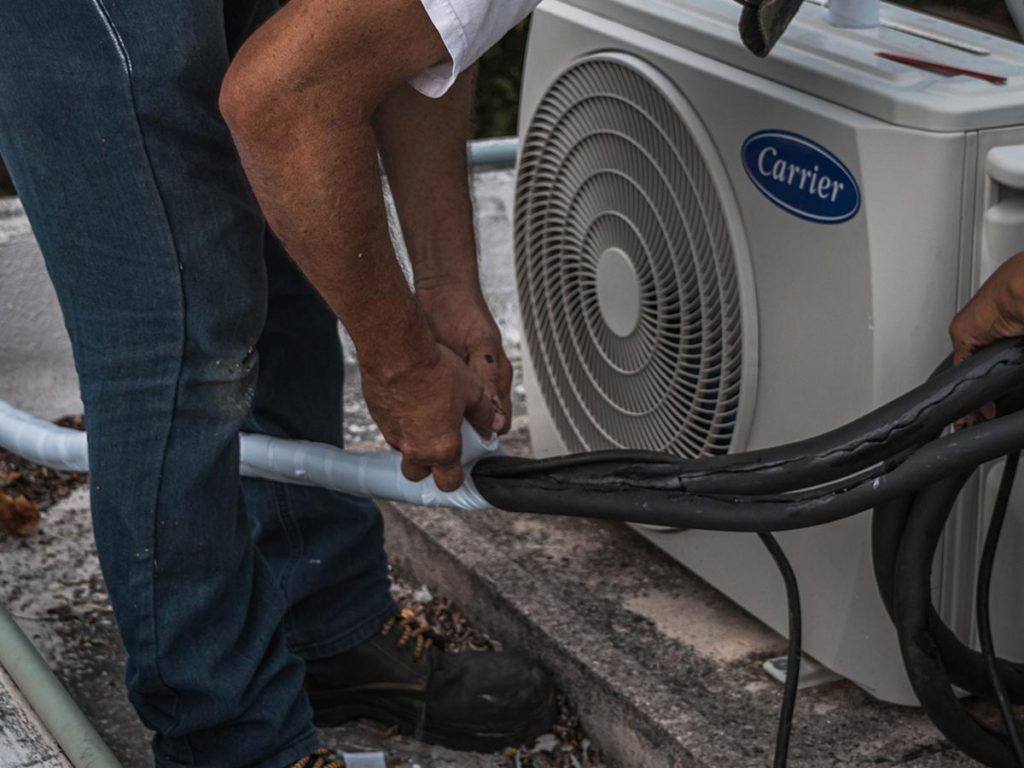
[742,131,860,224]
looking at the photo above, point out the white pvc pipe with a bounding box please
[0,605,123,768]
[828,0,880,28]
[0,399,499,512]
[467,137,518,168]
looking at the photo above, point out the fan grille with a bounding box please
[515,55,748,457]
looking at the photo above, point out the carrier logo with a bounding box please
[742,131,861,224]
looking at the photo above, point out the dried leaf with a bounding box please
[0,490,40,536]
[0,471,21,487]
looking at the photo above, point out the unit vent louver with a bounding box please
[515,54,755,457]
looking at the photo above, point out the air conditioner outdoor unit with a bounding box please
[515,0,1024,705]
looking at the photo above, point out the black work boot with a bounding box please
[304,609,558,752]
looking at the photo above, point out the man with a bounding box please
[0,1,552,766]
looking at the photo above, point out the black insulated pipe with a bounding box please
[471,337,1024,768]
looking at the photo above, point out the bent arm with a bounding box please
[373,70,515,430]
[219,0,495,489]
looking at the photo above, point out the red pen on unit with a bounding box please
[876,51,1008,85]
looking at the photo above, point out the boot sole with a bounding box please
[312,689,559,753]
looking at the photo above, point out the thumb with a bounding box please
[950,305,993,365]
[463,377,496,435]
[468,349,508,432]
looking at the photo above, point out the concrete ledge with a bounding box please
[0,665,71,768]
[380,433,972,768]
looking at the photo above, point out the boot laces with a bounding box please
[291,747,345,768]
[381,608,435,662]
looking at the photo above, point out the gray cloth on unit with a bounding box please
[740,0,805,56]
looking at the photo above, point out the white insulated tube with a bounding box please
[828,0,880,28]
[0,399,499,511]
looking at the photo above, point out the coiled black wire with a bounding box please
[979,452,1024,767]
[471,337,1024,768]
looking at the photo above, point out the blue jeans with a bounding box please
[0,1,397,766]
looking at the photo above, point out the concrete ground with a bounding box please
[0,170,978,767]
[0,664,70,767]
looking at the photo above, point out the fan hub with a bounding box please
[595,247,641,338]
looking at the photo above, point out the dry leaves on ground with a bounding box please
[0,490,39,536]
[0,414,87,536]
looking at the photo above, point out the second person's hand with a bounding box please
[949,252,1024,427]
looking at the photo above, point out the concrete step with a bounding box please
[0,664,72,768]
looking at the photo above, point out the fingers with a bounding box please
[400,431,465,492]
[400,455,431,483]
[463,375,497,435]
[467,347,514,434]
[950,299,983,362]
[948,260,1024,364]
[497,356,514,434]
[431,462,464,493]
[950,307,995,429]
[950,315,984,365]
[402,452,463,493]
[402,368,493,491]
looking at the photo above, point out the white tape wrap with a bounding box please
[0,400,500,512]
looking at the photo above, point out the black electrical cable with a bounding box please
[470,337,1024,768]
[978,451,1024,767]
[757,533,801,768]
[891,473,1016,768]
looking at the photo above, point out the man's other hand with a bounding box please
[949,251,1024,427]
[362,343,495,491]
[418,284,514,434]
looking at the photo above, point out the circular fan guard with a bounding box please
[515,54,755,457]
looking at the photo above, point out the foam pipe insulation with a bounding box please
[0,400,499,511]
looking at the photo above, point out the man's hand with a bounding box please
[949,251,1024,426]
[418,283,514,434]
[362,343,495,491]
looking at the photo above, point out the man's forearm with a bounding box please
[219,0,498,489]
[374,67,481,293]
[219,0,445,379]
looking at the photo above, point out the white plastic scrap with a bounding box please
[531,733,560,754]
[411,585,433,604]
[341,753,386,768]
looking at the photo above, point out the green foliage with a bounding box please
[474,19,529,139]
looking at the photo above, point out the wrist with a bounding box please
[415,272,483,297]
[357,302,440,385]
